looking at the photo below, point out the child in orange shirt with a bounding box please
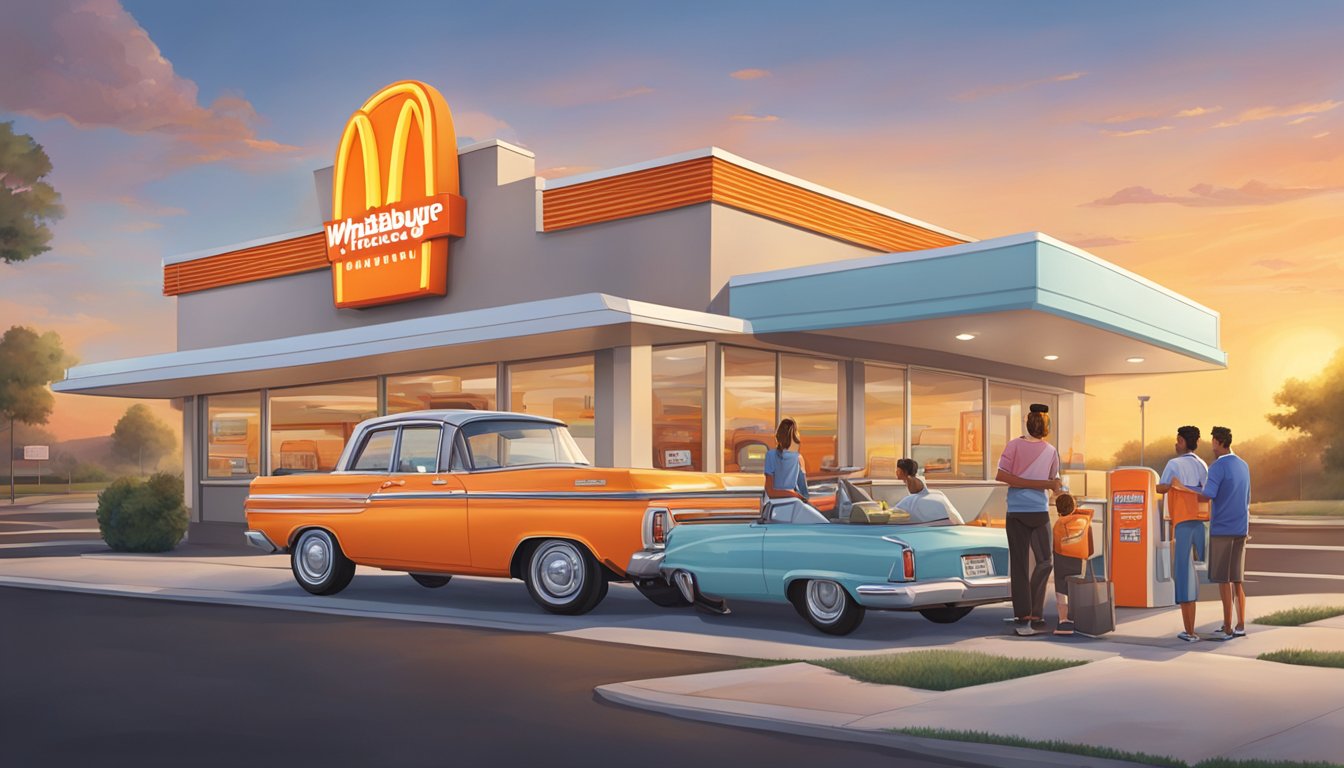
[1051,493,1092,636]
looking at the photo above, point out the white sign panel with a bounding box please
[23,445,50,461]
[663,449,692,468]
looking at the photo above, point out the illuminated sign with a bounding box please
[326,81,466,308]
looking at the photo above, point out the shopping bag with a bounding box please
[1067,559,1115,636]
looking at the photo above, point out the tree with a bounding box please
[1268,347,1344,471]
[111,404,176,477]
[0,326,69,501]
[0,122,64,264]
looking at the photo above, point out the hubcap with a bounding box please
[531,541,584,603]
[806,580,846,623]
[297,532,333,584]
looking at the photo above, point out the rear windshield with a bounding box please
[460,420,589,469]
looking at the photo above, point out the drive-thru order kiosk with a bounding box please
[1108,467,1175,608]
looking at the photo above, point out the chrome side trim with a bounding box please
[247,508,365,515]
[247,493,370,501]
[243,530,280,553]
[466,490,762,501]
[367,492,463,501]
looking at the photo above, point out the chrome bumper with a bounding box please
[855,575,1011,610]
[243,530,280,554]
[625,549,666,579]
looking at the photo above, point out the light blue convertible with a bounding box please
[626,480,1010,635]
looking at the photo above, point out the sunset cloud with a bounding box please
[1175,106,1221,118]
[454,110,517,143]
[611,86,655,100]
[1087,180,1344,207]
[957,71,1086,101]
[1287,115,1317,126]
[730,113,780,123]
[0,0,300,166]
[1070,235,1133,248]
[1101,125,1174,138]
[1214,99,1342,128]
[730,68,771,80]
[114,195,186,218]
[1255,258,1296,271]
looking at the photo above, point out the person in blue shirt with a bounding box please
[763,418,809,504]
[1196,426,1251,640]
[1156,425,1209,642]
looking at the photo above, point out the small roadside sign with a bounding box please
[24,445,49,461]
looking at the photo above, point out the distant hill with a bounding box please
[54,435,113,464]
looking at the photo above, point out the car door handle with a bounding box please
[379,480,406,489]
[431,478,448,486]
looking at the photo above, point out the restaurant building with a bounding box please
[53,81,1226,544]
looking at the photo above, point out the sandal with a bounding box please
[1053,621,1075,636]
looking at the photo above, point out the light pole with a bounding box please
[1138,395,1151,467]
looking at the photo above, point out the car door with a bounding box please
[687,523,766,598]
[359,423,470,569]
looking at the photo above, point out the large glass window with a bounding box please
[989,384,1059,468]
[910,369,985,480]
[652,344,706,471]
[386,365,497,414]
[781,355,839,474]
[507,356,595,463]
[722,347,776,473]
[864,364,905,478]
[205,392,261,479]
[269,380,377,473]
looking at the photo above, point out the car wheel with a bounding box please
[524,539,605,615]
[919,605,974,624]
[634,578,692,608]
[291,529,356,596]
[797,579,865,635]
[410,574,452,589]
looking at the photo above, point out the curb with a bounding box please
[596,682,1158,768]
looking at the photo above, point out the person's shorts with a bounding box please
[1053,554,1083,595]
[1173,520,1207,603]
[1208,535,1247,583]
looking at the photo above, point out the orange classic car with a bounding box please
[243,410,762,614]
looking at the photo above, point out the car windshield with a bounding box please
[461,420,590,469]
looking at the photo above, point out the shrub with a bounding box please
[96,472,187,552]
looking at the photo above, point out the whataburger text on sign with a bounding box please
[326,81,467,308]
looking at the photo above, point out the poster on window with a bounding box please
[957,410,983,472]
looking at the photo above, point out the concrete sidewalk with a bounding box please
[2,547,1342,766]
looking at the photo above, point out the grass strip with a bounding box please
[1249,500,1344,517]
[896,727,1184,766]
[1257,649,1344,669]
[811,649,1086,691]
[897,729,1342,768]
[1253,606,1344,626]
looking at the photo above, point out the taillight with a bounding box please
[652,510,667,546]
[903,549,916,580]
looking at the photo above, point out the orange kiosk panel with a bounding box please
[1108,467,1175,608]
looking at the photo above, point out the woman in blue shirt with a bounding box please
[763,418,809,501]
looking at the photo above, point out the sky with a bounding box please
[1,0,1342,461]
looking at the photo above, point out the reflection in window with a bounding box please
[652,345,706,471]
[781,355,839,474]
[989,384,1059,468]
[461,420,588,469]
[396,426,442,473]
[507,356,595,463]
[387,365,496,415]
[205,392,260,479]
[351,429,396,472]
[269,380,377,473]
[910,369,985,480]
[864,365,905,479]
[722,347,776,473]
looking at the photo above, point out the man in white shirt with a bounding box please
[894,458,964,525]
[1156,425,1210,641]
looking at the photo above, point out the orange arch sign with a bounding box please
[325,81,467,308]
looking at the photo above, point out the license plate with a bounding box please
[962,554,992,579]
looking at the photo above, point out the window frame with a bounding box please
[390,423,445,476]
[348,427,399,473]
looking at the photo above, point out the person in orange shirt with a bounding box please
[1050,493,1092,636]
